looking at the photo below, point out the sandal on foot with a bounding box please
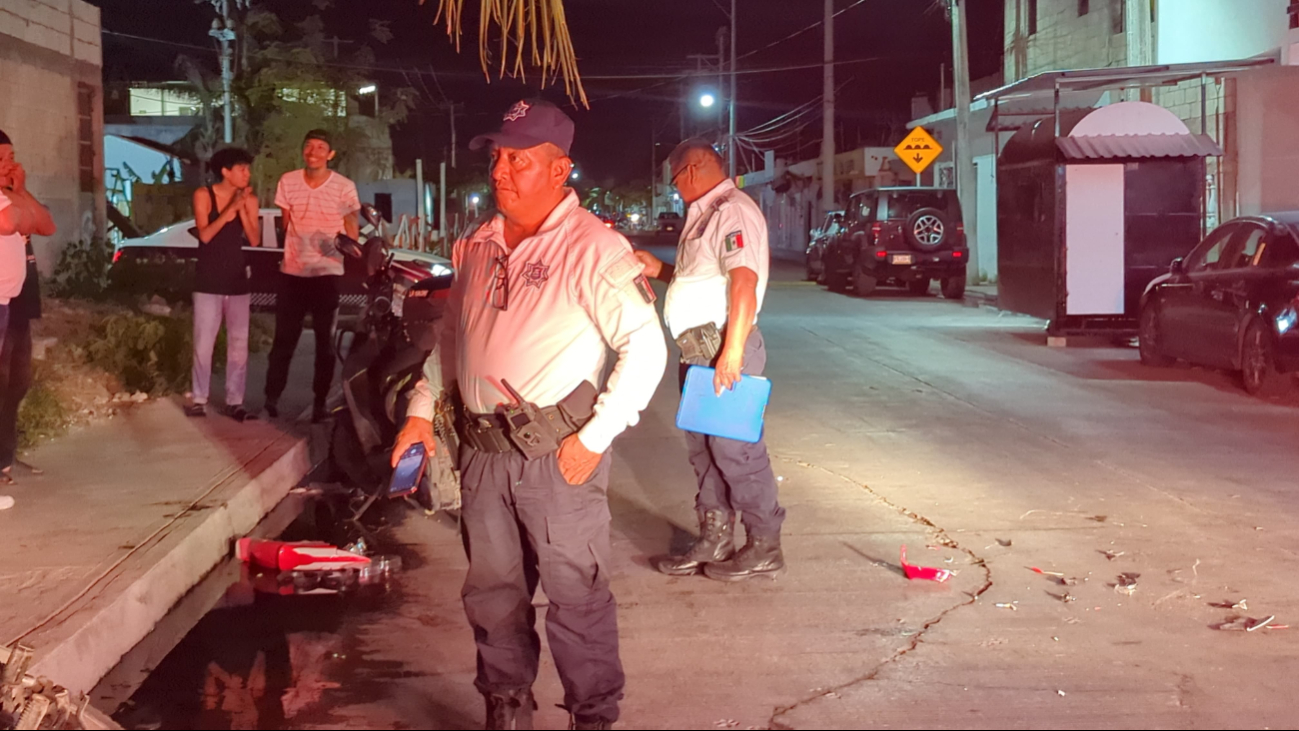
[14,460,42,475]
[222,405,257,423]
[184,403,207,417]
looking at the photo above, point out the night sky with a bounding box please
[89,0,1003,187]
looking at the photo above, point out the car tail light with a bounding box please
[953,251,963,258]
[875,249,888,260]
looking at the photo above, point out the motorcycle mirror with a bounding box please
[1170,257,1185,276]
[359,204,382,228]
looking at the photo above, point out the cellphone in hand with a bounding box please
[388,443,427,498]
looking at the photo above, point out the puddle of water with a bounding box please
[107,497,424,730]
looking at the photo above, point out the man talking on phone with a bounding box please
[392,100,666,730]
[636,138,787,583]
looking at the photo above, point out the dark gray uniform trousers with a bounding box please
[459,446,625,723]
[679,327,786,537]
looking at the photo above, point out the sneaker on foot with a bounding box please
[184,403,207,417]
[222,405,258,423]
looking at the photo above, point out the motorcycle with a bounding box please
[328,204,460,520]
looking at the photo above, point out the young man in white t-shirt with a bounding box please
[0,129,56,508]
[264,129,359,422]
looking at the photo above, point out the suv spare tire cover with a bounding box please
[905,207,949,251]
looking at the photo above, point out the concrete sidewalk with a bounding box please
[0,341,322,700]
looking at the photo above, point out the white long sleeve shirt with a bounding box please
[407,189,667,453]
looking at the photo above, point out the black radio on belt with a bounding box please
[676,322,723,364]
[498,379,563,460]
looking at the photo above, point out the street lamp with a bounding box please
[699,92,716,109]
[570,169,580,181]
[357,84,378,117]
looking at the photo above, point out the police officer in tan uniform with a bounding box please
[637,138,787,582]
[394,100,667,731]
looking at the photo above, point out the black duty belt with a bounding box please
[457,381,597,456]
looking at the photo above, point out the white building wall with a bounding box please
[1155,0,1289,65]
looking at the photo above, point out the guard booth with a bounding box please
[997,101,1221,337]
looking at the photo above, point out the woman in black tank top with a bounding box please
[187,148,262,421]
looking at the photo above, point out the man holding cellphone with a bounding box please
[264,130,359,422]
[0,129,56,507]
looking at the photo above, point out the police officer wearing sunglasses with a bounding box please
[394,100,667,730]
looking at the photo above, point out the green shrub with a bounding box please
[107,255,196,304]
[85,311,193,395]
[16,364,67,450]
[50,238,114,300]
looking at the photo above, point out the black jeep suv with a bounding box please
[822,187,968,299]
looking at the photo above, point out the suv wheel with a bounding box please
[907,279,931,296]
[905,207,950,250]
[940,274,966,300]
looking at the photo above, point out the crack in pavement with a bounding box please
[767,454,994,730]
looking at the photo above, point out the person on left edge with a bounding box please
[264,129,359,422]
[0,128,56,506]
[186,147,261,421]
[391,99,667,731]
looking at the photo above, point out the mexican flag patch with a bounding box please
[634,273,657,304]
[724,231,745,252]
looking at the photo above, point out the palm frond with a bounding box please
[424,0,587,107]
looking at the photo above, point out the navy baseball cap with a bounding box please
[469,99,574,156]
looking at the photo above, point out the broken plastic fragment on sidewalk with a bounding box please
[1211,614,1284,632]
[900,546,952,582]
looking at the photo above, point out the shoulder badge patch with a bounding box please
[633,273,657,304]
[724,231,745,252]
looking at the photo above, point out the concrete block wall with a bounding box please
[1005,0,1129,82]
[0,0,105,271]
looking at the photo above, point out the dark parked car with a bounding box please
[822,187,968,299]
[657,211,683,234]
[1139,212,1299,396]
[805,210,844,281]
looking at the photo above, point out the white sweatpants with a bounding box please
[192,292,251,406]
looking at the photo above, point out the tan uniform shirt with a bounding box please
[408,190,667,453]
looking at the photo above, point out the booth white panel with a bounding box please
[1065,164,1126,316]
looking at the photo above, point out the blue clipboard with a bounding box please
[676,366,772,443]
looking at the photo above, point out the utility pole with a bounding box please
[949,0,978,280]
[728,0,737,178]
[820,0,835,215]
[209,0,236,144]
[449,103,458,169]
[650,131,657,221]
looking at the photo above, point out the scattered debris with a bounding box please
[1,644,103,730]
[1057,576,1080,587]
[1064,617,1082,625]
[1057,690,1067,697]
[1052,636,1060,642]
[1209,599,1248,611]
[900,546,952,583]
[714,720,739,729]
[1212,615,1285,632]
[1099,550,1125,561]
[1113,572,1140,595]
[1049,591,1077,604]
[997,538,1013,547]
[994,602,1019,611]
[1031,567,1065,577]
[1088,515,1108,523]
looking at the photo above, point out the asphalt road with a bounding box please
[151,250,1299,729]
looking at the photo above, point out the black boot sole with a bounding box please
[651,556,705,576]
[703,564,787,582]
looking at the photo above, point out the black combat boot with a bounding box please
[569,716,613,730]
[703,532,785,582]
[651,509,736,576]
[484,688,536,730]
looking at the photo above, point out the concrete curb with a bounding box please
[26,432,311,696]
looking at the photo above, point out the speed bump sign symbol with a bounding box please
[894,126,943,175]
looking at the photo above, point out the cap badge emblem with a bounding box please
[504,101,531,122]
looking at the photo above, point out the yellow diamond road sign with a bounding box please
[895,126,943,175]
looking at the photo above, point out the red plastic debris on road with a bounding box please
[901,546,952,583]
[236,537,372,572]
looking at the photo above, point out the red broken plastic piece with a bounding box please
[901,546,952,583]
[236,537,371,572]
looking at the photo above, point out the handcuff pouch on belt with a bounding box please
[460,380,598,460]
[675,322,723,365]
